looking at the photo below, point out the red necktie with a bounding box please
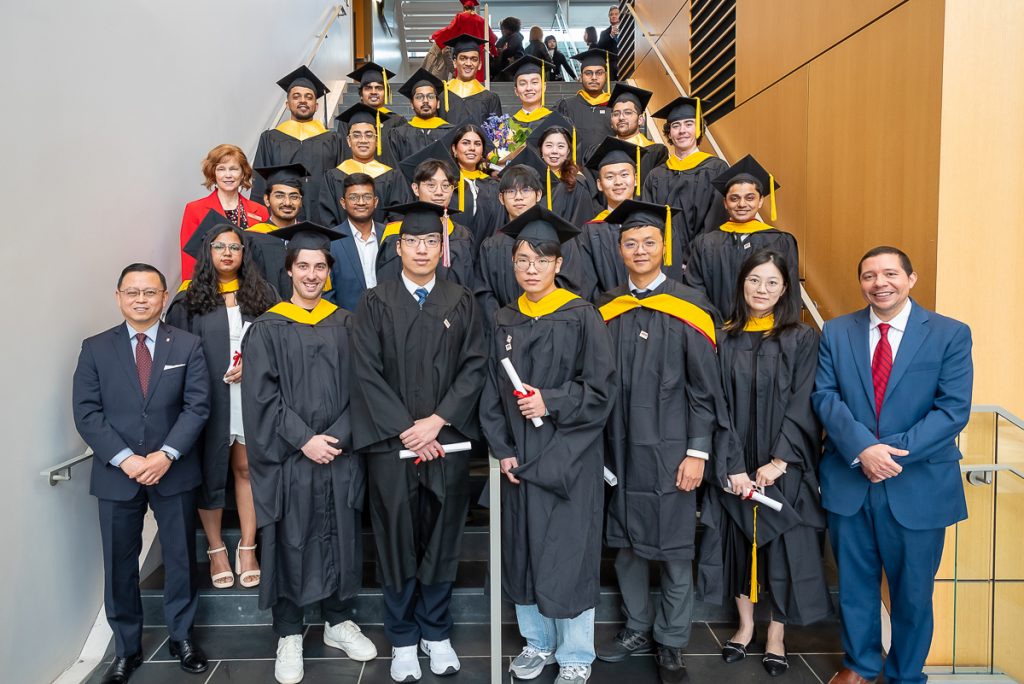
[871,323,892,421]
[135,332,152,398]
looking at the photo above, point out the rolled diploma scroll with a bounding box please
[399,441,473,460]
[724,487,784,512]
[603,468,618,486]
[500,357,544,427]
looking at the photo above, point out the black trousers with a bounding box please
[382,579,454,647]
[272,595,356,637]
[98,486,198,658]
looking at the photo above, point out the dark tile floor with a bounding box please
[84,621,843,683]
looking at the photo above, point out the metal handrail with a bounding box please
[41,448,94,486]
[624,3,827,331]
[487,454,503,683]
[971,403,1024,430]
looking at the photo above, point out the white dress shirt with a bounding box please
[402,272,436,301]
[869,299,913,362]
[350,222,379,289]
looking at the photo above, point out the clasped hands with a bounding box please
[728,459,788,496]
[119,451,172,485]
[856,443,908,483]
[399,414,447,462]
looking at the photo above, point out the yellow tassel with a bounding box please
[663,205,672,267]
[768,173,777,221]
[541,65,546,109]
[635,146,641,196]
[376,110,382,157]
[695,97,702,140]
[459,173,465,212]
[572,127,577,165]
[444,80,449,112]
[606,53,611,97]
[750,504,760,603]
[546,168,553,210]
[383,70,390,105]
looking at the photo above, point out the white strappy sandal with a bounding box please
[235,544,261,588]
[206,546,235,589]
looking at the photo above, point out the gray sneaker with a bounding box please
[509,646,556,680]
[556,664,592,683]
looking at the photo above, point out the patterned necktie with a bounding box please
[135,332,153,398]
[871,323,892,420]
[415,287,429,310]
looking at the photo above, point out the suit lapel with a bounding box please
[144,323,174,408]
[114,324,145,401]
[883,302,930,403]
[847,308,875,407]
[338,221,366,288]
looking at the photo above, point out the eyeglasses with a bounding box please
[119,288,164,299]
[745,276,784,292]
[212,242,244,253]
[420,182,453,192]
[413,93,437,102]
[349,132,377,141]
[345,193,376,203]
[621,239,661,252]
[513,257,556,272]
[501,187,537,198]
[400,235,443,249]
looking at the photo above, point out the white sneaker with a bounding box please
[420,638,461,676]
[275,635,304,684]
[390,645,422,682]
[323,620,378,661]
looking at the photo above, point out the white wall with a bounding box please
[0,2,351,681]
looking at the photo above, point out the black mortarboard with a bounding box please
[605,199,684,266]
[585,136,646,172]
[254,163,309,191]
[609,83,653,111]
[398,68,445,100]
[501,205,581,245]
[711,154,781,220]
[347,62,397,87]
[445,33,487,55]
[651,96,700,123]
[525,112,576,149]
[386,201,460,235]
[336,102,392,127]
[183,210,242,260]
[500,54,552,80]
[268,222,346,251]
[571,47,615,69]
[398,139,456,184]
[276,65,330,98]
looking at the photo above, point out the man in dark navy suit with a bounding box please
[73,263,211,683]
[812,247,972,684]
[328,173,384,312]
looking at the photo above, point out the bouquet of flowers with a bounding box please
[482,114,530,164]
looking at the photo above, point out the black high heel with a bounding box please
[721,628,756,663]
[762,652,789,677]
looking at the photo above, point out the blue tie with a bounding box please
[415,287,429,309]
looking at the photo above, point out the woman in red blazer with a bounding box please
[179,144,268,279]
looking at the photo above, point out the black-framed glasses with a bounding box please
[400,235,442,249]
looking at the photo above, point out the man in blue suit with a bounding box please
[73,263,211,684]
[328,172,384,312]
[812,246,972,684]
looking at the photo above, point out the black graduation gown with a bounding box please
[698,325,832,625]
[598,280,731,561]
[451,175,504,252]
[166,293,264,508]
[555,94,612,162]
[385,121,454,168]
[478,294,617,618]
[439,89,503,126]
[319,164,413,227]
[685,224,801,317]
[240,304,365,610]
[375,220,476,288]
[246,226,292,299]
[642,155,729,271]
[578,216,626,301]
[350,279,487,588]
[251,128,344,223]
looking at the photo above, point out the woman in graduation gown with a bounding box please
[700,249,832,677]
[447,124,504,251]
[479,206,617,682]
[533,122,598,226]
[166,212,278,590]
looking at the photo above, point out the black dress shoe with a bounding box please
[596,627,654,662]
[655,645,689,684]
[101,654,143,684]
[721,629,756,663]
[168,639,209,674]
[763,652,789,677]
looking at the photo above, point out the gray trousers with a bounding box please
[614,547,694,648]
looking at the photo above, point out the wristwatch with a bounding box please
[161,450,175,462]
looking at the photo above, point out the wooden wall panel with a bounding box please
[803,0,944,318]
[632,0,691,95]
[735,0,904,104]
[993,582,1024,681]
[928,581,992,668]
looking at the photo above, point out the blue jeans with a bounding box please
[515,604,595,667]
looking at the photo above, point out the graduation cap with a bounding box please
[277,65,331,127]
[502,147,557,211]
[501,55,554,107]
[585,137,649,197]
[385,201,461,268]
[609,83,653,112]
[336,102,393,156]
[459,0,480,7]
[526,112,578,165]
[254,163,309,192]
[348,62,396,104]
[711,154,781,221]
[398,68,445,100]
[571,48,615,97]
[397,138,457,184]
[183,210,243,260]
[444,33,487,55]
[650,96,703,138]
[605,199,683,266]
[501,205,581,246]
[267,222,347,251]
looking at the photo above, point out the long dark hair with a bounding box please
[185,224,276,317]
[538,126,579,190]
[449,123,489,173]
[723,249,800,337]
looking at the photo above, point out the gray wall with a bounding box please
[0,2,350,681]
